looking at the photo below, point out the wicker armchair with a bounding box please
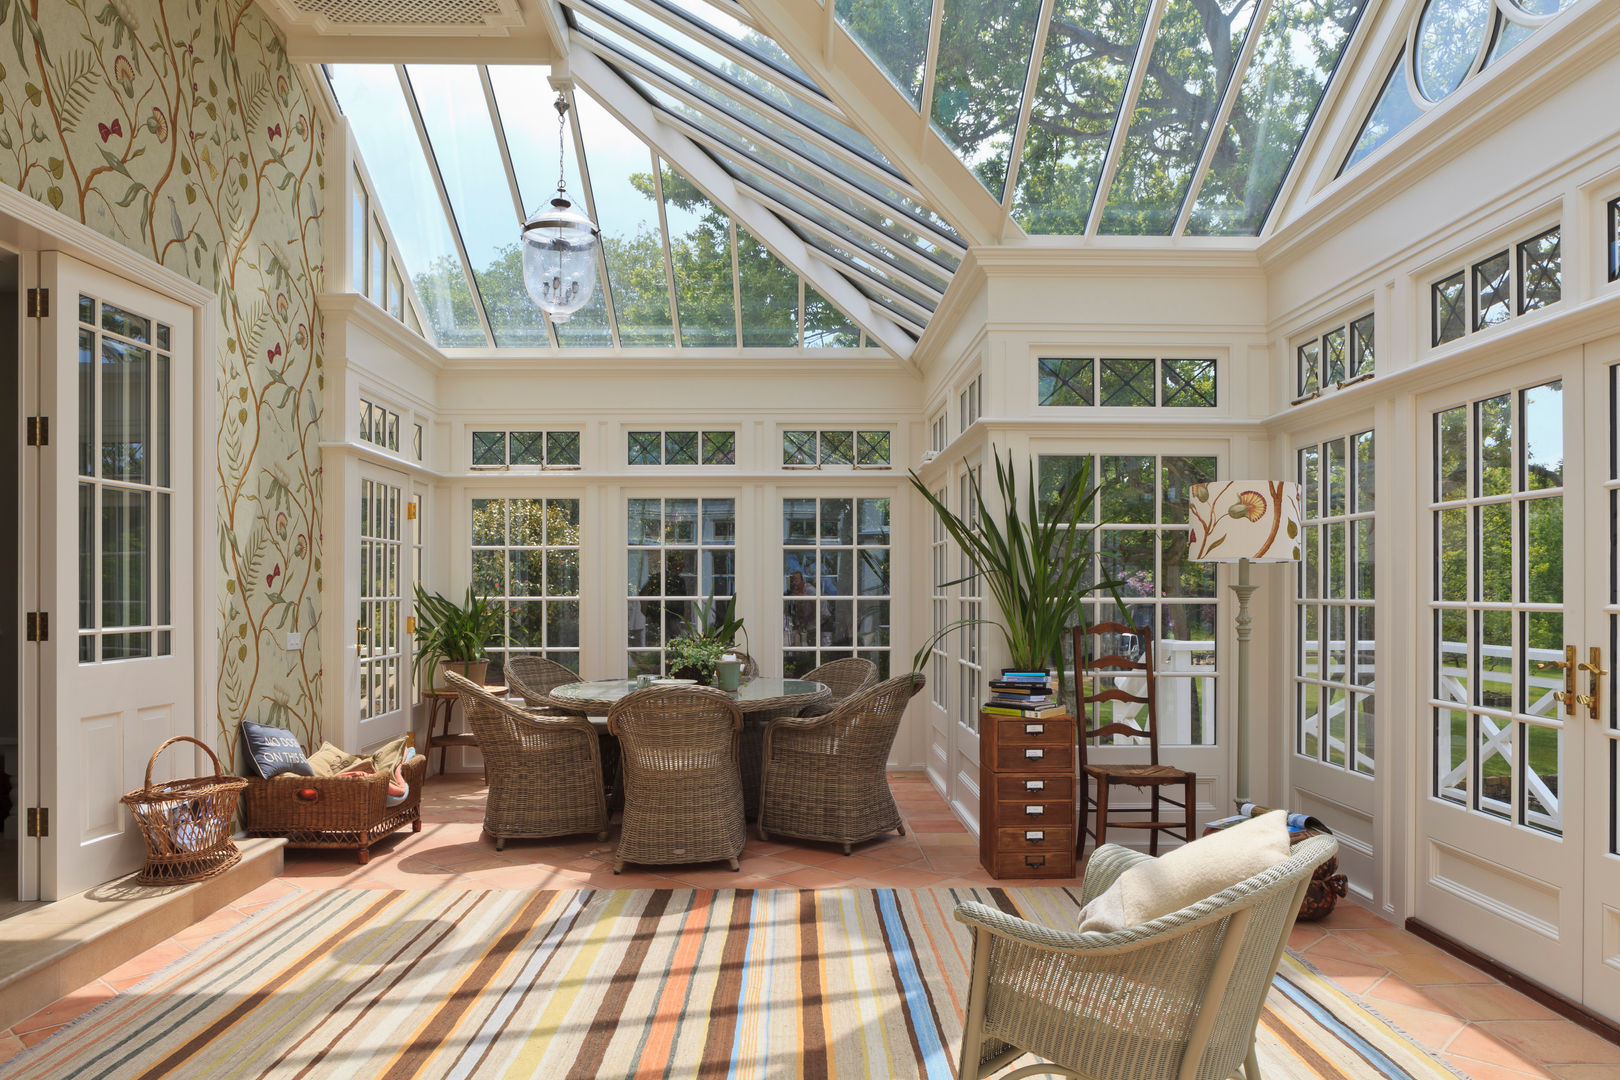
[442,671,608,849]
[608,685,747,873]
[796,657,878,716]
[757,672,925,853]
[733,650,761,677]
[954,835,1338,1080]
[503,655,580,708]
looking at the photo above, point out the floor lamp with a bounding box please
[1188,481,1303,805]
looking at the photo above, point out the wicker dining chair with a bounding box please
[795,657,879,717]
[608,685,747,873]
[757,672,925,853]
[954,834,1337,1080]
[504,655,580,708]
[732,650,762,677]
[442,671,608,849]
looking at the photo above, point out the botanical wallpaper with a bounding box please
[0,0,326,756]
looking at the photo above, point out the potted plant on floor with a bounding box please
[666,590,747,685]
[908,448,1122,687]
[412,585,507,688]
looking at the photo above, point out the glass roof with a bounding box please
[327,62,874,352]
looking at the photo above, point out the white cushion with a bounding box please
[1076,810,1292,933]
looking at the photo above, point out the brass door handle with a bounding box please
[1579,646,1607,721]
[1550,645,1578,716]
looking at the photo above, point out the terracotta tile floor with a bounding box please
[1,771,1614,1076]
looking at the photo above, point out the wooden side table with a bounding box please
[978,712,1076,879]
[421,686,501,776]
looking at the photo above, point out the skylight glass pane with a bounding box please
[660,164,738,347]
[1341,53,1422,174]
[736,227,800,347]
[663,0,813,84]
[929,0,1045,200]
[1013,0,1153,234]
[1187,0,1366,236]
[804,285,861,347]
[1487,17,1535,65]
[836,0,930,104]
[575,89,676,347]
[407,65,549,349]
[326,65,487,347]
[1099,0,1261,235]
[1413,0,1491,103]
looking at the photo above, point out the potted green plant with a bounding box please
[908,449,1122,685]
[666,590,747,684]
[412,585,507,688]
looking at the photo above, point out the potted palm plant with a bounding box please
[908,449,1121,685]
[412,585,507,688]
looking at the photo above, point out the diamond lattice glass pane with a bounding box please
[1014,0,1154,234]
[1610,198,1620,282]
[1325,328,1347,384]
[1414,0,1492,103]
[629,431,662,465]
[575,89,675,347]
[1187,0,1366,235]
[1298,341,1320,397]
[736,227,799,347]
[1038,357,1093,407]
[1099,358,1156,407]
[1473,251,1511,330]
[1518,228,1561,312]
[1342,54,1422,174]
[547,430,581,466]
[665,430,700,465]
[837,0,930,103]
[1433,272,1466,345]
[326,65,488,347]
[1100,0,1261,235]
[1163,360,1216,407]
[472,431,506,466]
[702,431,736,465]
[856,431,891,466]
[929,0,1044,200]
[784,430,817,466]
[821,431,855,466]
[509,430,544,466]
[661,164,738,347]
[1350,314,1375,378]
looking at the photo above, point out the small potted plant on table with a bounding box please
[666,591,747,686]
[412,585,507,688]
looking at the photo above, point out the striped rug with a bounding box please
[4,887,1456,1079]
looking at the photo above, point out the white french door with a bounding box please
[357,465,409,747]
[1418,345,1620,1017]
[34,254,194,899]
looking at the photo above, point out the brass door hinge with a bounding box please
[406,501,417,520]
[25,416,47,446]
[26,807,48,837]
[25,287,48,318]
[25,611,48,642]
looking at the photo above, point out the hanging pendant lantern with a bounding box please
[521,93,599,324]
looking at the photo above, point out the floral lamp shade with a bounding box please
[1188,481,1303,563]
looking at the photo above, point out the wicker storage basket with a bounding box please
[120,736,247,885]
[243,755,427,864]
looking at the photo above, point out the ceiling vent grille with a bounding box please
[267,0,521,30]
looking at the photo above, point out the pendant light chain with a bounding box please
[555,92,569,200]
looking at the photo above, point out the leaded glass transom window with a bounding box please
[1295,313,1373,404]
[626,430,736,465]
[781,429,891,468]
[472,498,582,675]
[781,497,892,679]
[1608,197,1620,283]
[959,375,982,431]
[627,497,736,676]
[471,429,583,468]
[1296,432,1376,776]
[1040,453,1219,745]
[1042,357,1216,408]
[1431,227,1560,348]
[360,397,399,451]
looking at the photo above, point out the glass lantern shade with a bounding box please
[521,196,600,323]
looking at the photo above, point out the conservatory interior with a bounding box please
[3,0,1620,1074]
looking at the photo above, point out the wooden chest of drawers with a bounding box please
[978,713,1076,879]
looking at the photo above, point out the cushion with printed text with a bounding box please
[240,721,314,779]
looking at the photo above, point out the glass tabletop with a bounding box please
[548,676,827,709]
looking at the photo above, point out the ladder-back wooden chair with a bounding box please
[1074,621,1196,859]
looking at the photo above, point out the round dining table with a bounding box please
[543,677,831,818]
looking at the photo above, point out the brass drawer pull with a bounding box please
[1024,855,1046,869]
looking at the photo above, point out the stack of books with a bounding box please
[983,670,1066,718]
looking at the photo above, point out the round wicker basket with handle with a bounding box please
[120,736,248,884]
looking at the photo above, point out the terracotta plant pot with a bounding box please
[436,659,490,688]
